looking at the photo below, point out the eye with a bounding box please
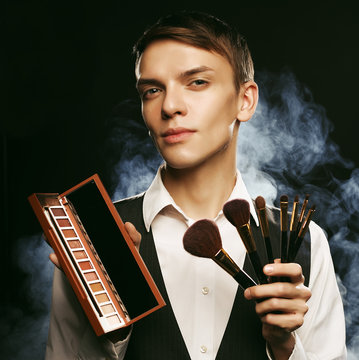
[189,79,209,89]
[141,88,161,100]
[193,79,207,85]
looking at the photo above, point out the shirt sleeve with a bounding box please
[45,267,130,360]
[267,222,347,359]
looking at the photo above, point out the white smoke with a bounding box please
[0,234,53,359]
[5,69,358,358]
[108,69,359,355]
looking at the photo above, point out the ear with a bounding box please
[236,81,258,122]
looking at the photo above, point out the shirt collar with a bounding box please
[143,165,259,231]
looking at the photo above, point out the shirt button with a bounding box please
[202,286,209,295]
[200,345,207,353]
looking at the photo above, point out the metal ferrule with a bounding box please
[299,199,309,222]
[289,201,299,231]
[213,249,240,277]
[237,224,257,253]
[280,201,288,231]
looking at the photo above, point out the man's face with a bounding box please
[136,39,242,169]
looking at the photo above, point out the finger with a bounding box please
[263,263,304,284]
[49,253,62,269]
[124,222,142,250]
[255,297,309,317]
[244,282,311,301]
[260,310,305,332]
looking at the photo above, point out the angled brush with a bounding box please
[288,204,316,262]
[183,219,257,290]
[296,194,310,237]
[223,199,268,284]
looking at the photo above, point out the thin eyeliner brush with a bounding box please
[296,194,310,237]
[288,195,299,261]
[280,195,289,263]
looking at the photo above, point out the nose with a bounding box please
[161,85,187,120]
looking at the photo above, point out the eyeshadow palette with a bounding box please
[28,174,165,336]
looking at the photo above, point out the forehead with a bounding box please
[135,39,233,80]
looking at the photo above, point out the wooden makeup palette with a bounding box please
[28,174,165,336]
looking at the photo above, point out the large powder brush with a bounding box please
[223,199,268,284]
[183,219,257,290]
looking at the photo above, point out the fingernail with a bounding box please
[244,288,251,299]
[264,264,274,274]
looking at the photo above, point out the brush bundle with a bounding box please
[182,193,316,288]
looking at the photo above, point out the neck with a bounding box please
[162,129,238,220]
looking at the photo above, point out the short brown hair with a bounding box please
[133,11,254,91]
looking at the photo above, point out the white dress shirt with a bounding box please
[141,166,347,360]
[45,167,347,360]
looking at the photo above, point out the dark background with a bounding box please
[1,0,358,355]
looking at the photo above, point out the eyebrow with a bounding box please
[136,66,215,90]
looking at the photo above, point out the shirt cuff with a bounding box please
[102,327,132,359]
[266,332,307,360]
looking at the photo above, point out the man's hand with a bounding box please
[48,221,142,269]
[244,261,311,360]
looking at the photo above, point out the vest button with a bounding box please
[200,345,207,353]
[201,286,209,295]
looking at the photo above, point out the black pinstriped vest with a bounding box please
[114,194,311,360]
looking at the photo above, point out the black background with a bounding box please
[1,0,358,349]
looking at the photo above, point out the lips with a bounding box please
[161,127,196,144]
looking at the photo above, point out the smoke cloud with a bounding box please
[4,68,358,359]
[0,235,53,359]
[108,69,359,357]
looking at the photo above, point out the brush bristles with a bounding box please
[294,195,299,202]
[223,199,250,228]
[280,194,289,203]
[183,219,222,258]
[255,196,266,210]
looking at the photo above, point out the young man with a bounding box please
[46,11,346,359]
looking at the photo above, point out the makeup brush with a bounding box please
[288,195,299,260]
[183,219,257,290]
[223,199,268,284]
[296,194,310,236]
[288,204,316,262]
[280,195,289,263]
[255,196,274,264]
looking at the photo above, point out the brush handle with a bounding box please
[248,251,268,284]
[280,230,288,263]
[287,230,297,261]
[233,269,257,290]
[264,235,274,263]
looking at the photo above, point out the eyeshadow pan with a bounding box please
[79,261,92,270]
[51,208,66,216]
[95,293,109,303]
[90,282,104,292]
[73,250,87,259]
[101,304,115,314]
[57,218,71,227]
[67,240,82,249]
[107,315,120,325]
[63,229,77,238]
[85,272,98,281]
